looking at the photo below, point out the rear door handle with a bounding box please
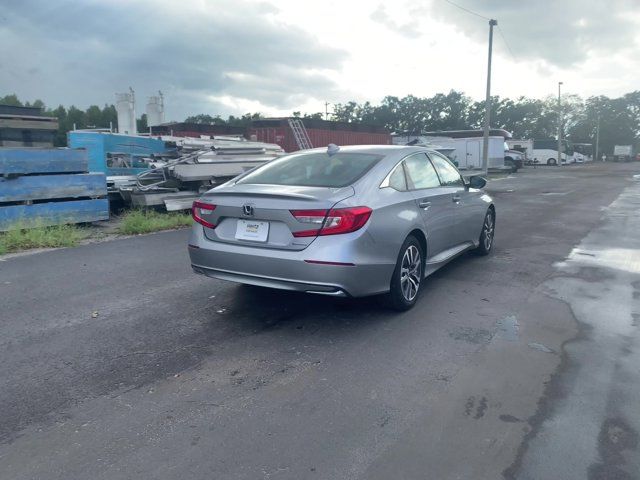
[452,195,461,203]
[418,200,431,209]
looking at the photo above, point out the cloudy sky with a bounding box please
[1,0,639,120]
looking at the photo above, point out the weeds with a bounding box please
[0,223,87,254]
[118,209,192,235]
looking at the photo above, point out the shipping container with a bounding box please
[249,118,391,152]
[150,122,246,138]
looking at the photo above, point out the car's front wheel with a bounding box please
[388,236,423,311]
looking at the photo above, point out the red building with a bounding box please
[249,118,390,152]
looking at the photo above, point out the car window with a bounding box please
[429,152,464,187]
[236,152,383,188]
[404,153,441,190]
[387,162,408,191]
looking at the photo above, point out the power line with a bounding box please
[497,25,517,62]
[441,1,518,62]
[442,0,490,21]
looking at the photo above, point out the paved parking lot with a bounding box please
[1,163,639,479]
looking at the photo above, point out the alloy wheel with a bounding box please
[400,245,422,302]
[483,213,495,250]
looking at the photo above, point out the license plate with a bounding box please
[235,219,269,242]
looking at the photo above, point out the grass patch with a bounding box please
[118,209,193,235]
[0,223,88,255]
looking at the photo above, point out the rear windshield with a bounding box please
[236,152,383,188]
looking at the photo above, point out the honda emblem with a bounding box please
[242,204,254,216]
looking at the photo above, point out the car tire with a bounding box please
[547,158,557,166]
[388,236,423,311]
[473,208,495,256]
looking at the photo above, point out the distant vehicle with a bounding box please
[506,139,533,164]
[571,143,593,162]
[613,145,634,161]
[189,145,495,311]
[531,139,570,166]
[509,139,592,164]
[504,149,524,171]
[394,130,513,172]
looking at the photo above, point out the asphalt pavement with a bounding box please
[1,162,639,479]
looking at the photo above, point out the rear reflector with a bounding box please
[304,260,355,266]
[290,206,372,237]
[192,200,216,228]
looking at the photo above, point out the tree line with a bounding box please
[328,91,640,156]
[3,90,639,154]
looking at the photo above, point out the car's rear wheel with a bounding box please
[388,236,423,311]
[547,158,557,166]
[473,208,495,256]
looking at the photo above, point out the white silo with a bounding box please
[146,91,165,127]
[115,87,137,135]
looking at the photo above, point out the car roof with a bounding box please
[300,144,435,156]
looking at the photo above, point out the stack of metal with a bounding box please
[130,135,285,211]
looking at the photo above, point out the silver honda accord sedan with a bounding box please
[188,145,495,310]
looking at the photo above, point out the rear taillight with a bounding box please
[290,206,372,237]
[192,200,216,228]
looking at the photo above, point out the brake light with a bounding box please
[192,200,216,228]
[290,206,372,237]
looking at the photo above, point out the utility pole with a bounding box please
[594,114,600,162]
[324,102,331,121]
[557,81,563,166]
[481,19,497,175]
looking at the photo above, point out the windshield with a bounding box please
[236,151,383,188]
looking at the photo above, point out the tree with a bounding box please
[137,113,148,133]
[101,104,117,129]
[184,114,224,125]
[0,94,23,106]
[85,105,103,128]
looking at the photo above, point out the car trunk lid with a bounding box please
[197,184,355,250]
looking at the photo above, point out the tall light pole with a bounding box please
[324,101,331,121]
[557,81,563,166]
[594,114,600,162]
[482,19,498,175]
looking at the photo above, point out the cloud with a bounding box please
[0,0,347,118]
[370,4,422,39]
[423,0,639,66]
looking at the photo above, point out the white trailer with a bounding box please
[392,134,509,171]
[613,145,633,161]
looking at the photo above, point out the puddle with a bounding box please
[528,342,555,354]
[449,327,493,344]
[495,315,519,342]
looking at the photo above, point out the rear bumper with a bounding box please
[188,225,394,297]
[191,264,349,296]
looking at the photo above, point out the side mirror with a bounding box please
[468,176,487,189]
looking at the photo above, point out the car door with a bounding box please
[403,152,458,258]
[427,152,476,245]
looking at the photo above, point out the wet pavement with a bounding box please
[1,162,639,479]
